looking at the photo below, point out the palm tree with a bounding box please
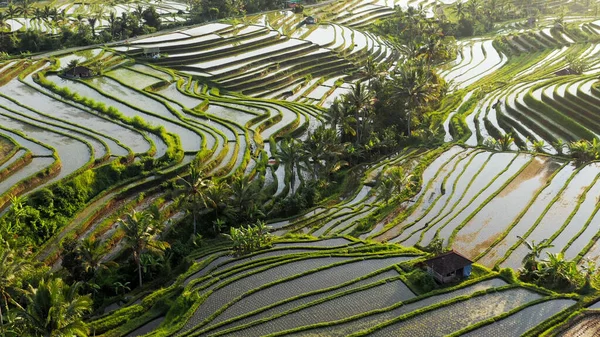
[107,12,117,37]
[118,12,130,38]
[276,138,305,194]
[345,81,373,145]
[393,62,436,136]
[18,278,92,337]
[119,210,169,287]
[518,236,554,273]
[230,174,261,221]
[19,1,34,30]
[6,5,19,30]
[32,8,43,29]
[203,180,232,232]
[453,2,466,19]
[88,16,98,37]
[133,4,144,23]
[303,126,346,180]
[75,14,86,32]
[0,244,30,334]
[465,0,480,19]
[79,238,115,278]
[326,99,346,132]
[0,13,8,34]
[178,165,211,235]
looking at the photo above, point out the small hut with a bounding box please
[286,0,301,8]
[304,16,316,25]
[64,66,94,78]
[555,68,576,76]
[424,250,473,284]
[143,47,161,59]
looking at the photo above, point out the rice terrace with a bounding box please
[6,0,600,336]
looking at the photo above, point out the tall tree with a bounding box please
[326,99,346,133]
[230,174,261,222]
[107,12,117,37]
[345,81,373,145]
[303,126,346,180]
[118,210,169,287]
[18,278,92,337]
[202,180,232,232]
[453,2,465,19]
[79,238,114,279]
[276,138,305,194]
[391,61,437,136]
[88,16,98,37]
[178,164,211,235]
[6,5,19,26]
[19,1,33,30]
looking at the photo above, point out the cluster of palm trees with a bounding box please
[519,237,597,292]
[118,210,169,288]
[328,60,445,153]
[277,126,347,193]
[452,0,532,31]
[0,0,167,54]
[178,165,264,236]
[0,2,78,32]
[0,244,92,336]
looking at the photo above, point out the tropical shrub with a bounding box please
[225,221,273,256]
[568,139,600,166]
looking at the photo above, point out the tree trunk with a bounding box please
[0,302,3,336]
[355,109,360,145]
[193,211,197,236]
[290,165,295,194]
[138,261,143,288]
[406,110,412,136]
[135,252,143,287]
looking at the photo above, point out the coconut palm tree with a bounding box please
[88,16,98,37]
[0,244,30,334]
[345,81,373,145]
[326,99,346,132]
[202,180,232,232]
[178,164,211,235]
[118,12,130,38]
[303,125,346,180]
[230,174,261,222]
[79,238,115,279]
[453,1,466,19]
[118,210,169,287]
[465,0,480,19]
[32,7,43,29]
[276,138,305,194]
[0,13,8,34]
[392,62,436,136]
[107,11,117,37]
[18,278,92,337]
[5,5,19,30]
[18,1,34,30]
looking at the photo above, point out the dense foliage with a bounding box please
[0,0,323,56]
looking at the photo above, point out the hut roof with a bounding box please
[424,250,472,276]
[66,66,93,76]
